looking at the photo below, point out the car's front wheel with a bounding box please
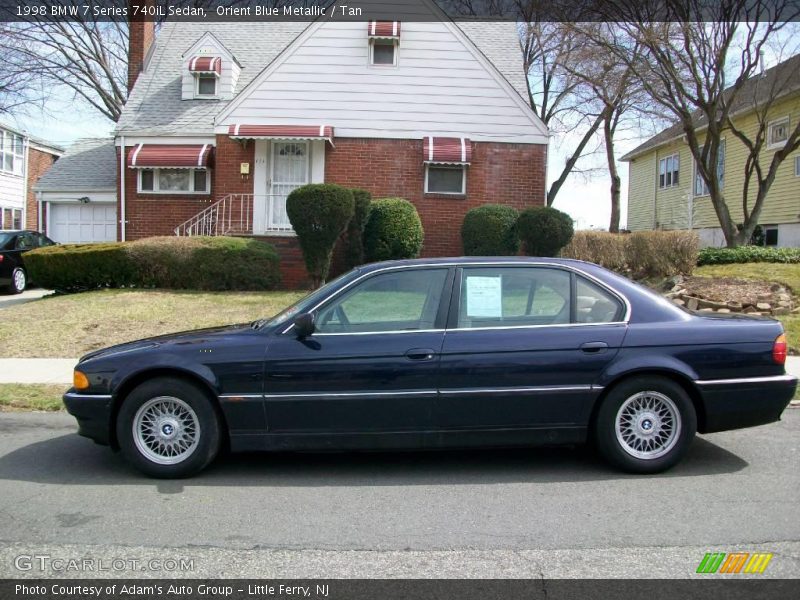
[594,376,696,474]
[116,377,221,478]
[9,267,26,294]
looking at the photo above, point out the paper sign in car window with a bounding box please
[466,276,503,317]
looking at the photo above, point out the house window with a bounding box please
[658,154,680,188]
[195,75,217,97]
[12,209,21,229]
[795,155,800,176]
[764,226,779,247]
[425,165,466,194]
[694,140,726,197]
[767,117,789,149]
[0,130,24,175]
[370,39,397,66]
[1,208,11,230]
[138,168,210,194]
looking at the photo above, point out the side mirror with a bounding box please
[294,312,316,339]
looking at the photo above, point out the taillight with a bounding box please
[773,334,787,365]
[0,254,4,262]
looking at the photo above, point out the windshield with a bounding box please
[255,269,361,329]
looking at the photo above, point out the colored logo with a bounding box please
[696,552,773,574]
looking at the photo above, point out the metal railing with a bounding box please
[174,194,293,236]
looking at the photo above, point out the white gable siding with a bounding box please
[218,21,545,144]
[181,35,239,101]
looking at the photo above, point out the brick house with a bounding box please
[114,8,548,287]
[0,122,64,232]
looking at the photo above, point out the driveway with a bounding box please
[0,288,52,309]
[0,409,798,578]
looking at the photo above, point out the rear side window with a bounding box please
[575,277,624,323]
[457,267,571,329]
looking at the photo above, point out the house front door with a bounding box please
[265,141,309,233]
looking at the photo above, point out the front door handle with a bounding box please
[405,348,436,361]
[580,341,608,353]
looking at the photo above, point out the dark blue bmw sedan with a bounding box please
[63,258,796,478]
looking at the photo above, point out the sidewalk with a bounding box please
[1,356,799,386]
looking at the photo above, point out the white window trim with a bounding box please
[369,38,398,67]
[193,73,219,99]
[425,164,467,195]
[658,153,680,189]
[0,130,25,177]
[767,116,790,151]
[137,168,210,195]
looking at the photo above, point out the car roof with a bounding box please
[358,256,596,273]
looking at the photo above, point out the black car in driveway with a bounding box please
[63,257,797,478]
[0,230,56,293]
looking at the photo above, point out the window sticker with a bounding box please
[466,276,502,317]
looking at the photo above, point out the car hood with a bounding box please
[78,323,252,364]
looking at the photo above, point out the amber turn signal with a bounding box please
[73,370,90,390]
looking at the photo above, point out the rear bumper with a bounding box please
[63,391,113,446]
[695,374,796,433]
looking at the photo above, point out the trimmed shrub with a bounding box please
[286,184,354,286]
[461,204,519,256]
[364,198,424,261]
[516,206,574,257]
[625,231,698,278]
[24,243,136,291]
[561,231,628,272]
[698,245,800,265]
[24,236,281,293]
[561,230,698,279]
[343,188,372,270]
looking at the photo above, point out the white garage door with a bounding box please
[49,203,117,244]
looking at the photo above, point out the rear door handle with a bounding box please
[580,342,608,353]
[405,348,436,361]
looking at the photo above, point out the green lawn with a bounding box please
[0,289,306,358]
[695,263,800,350]
[0,384,64,411]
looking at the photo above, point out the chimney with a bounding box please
[127,1,155,94]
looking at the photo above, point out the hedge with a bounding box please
[517,206,574,257]
[364,198,424,261]
[286,183,354,286]
[24,236,281,292]
[342,188,372,270]
[697,245,800,265]
[461,204,519,256]
[561,230,699,278]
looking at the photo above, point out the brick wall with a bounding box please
[325,138,547,257]
[127,3,155,93]
[26,147,59,230]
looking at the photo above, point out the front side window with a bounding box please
[768,117,789,149]
[694,140,725,197]
[371,39,397,66]
[426,165,466,194]
[316,269,448,334]
[196,75,217,96]
[138,168,209,194]
[658,154,679,188]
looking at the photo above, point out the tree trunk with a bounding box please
[603,115,621,233]
[547,112,605,206]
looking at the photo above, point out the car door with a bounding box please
[263,267,453,436]
[436,265,628,432]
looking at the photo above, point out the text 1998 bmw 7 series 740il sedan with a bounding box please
[63,258,797,478]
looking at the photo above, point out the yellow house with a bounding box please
[622,54,800,247]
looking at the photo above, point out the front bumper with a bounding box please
[62,391,113,446]
[695,374,797,433]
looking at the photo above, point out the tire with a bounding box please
[9,268,26,294]
[594,376,696,474]
[116,377,221,478]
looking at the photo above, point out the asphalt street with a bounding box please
[0,409,797,578]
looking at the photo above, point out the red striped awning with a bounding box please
[188,56,221,74]
[127,144,214,169]
[423,137,472,165]
[228,124,334,143]
[368,21,401,38]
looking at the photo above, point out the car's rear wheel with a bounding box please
[116,377,221,478]
[594,376,696,474]
[10,268,26,294]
